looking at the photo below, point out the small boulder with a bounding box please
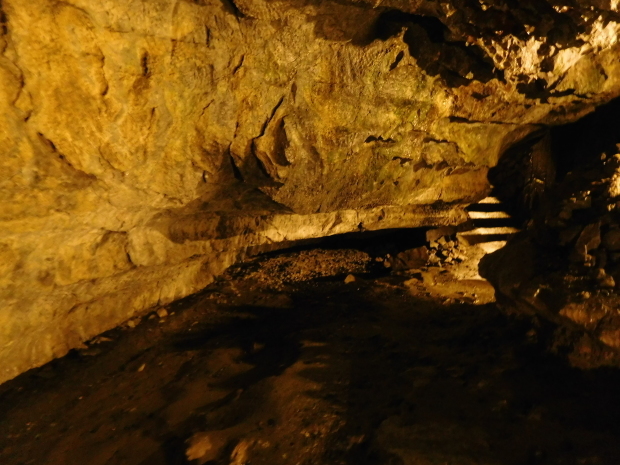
[156,308,169,318]
[391,246,429,271]
[426,226,456,243]
[186,431,229,463]
[428,252,441,266]
[600,275,616,289]
[594,268,606,281]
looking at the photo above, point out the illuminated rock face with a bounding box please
[0,0,619,383]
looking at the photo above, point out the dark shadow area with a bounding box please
[488,95,620,223]
[551,95,620,182]
[515,79,583,102]
[218,0,247,19]
[256,227,428,263]
[372,9,502,87]
[174,279,620,464]
[3,255,620,464]
[488,130,554,222]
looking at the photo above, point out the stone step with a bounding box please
[458,233,516,246]
[450,197,520,262]
[476,241,508,254]
[467,211,512,219]
[457,197,520,249]
[460,226,520,236]
[477,196,502,204]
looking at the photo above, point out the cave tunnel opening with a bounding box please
[551,96,620,182]
[488,95,620,225]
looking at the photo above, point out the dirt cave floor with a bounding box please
[2,246,620,465]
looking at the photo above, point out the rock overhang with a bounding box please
[0,0,620,383]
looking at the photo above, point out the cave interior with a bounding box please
[3,1,620,464]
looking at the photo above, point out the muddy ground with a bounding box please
[1,245,620,465]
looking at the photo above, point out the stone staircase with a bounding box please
[458,197,521,254]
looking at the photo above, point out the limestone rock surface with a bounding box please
[1,0,620,383]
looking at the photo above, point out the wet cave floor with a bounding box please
[2,248,620,465]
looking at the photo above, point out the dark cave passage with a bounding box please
[488,95,620,223]
[3,1,620,464]
[551,96,620,182]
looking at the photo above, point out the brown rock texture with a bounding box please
[481,146,620,368]
[1,0,620,383]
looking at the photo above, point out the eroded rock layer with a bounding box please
[1,0,620,383]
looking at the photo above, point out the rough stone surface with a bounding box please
[390,245,429,270]
[2,0,620,383]
[4,249,619,465]
[481,150,620,368]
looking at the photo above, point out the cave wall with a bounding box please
[1,0,620,384]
